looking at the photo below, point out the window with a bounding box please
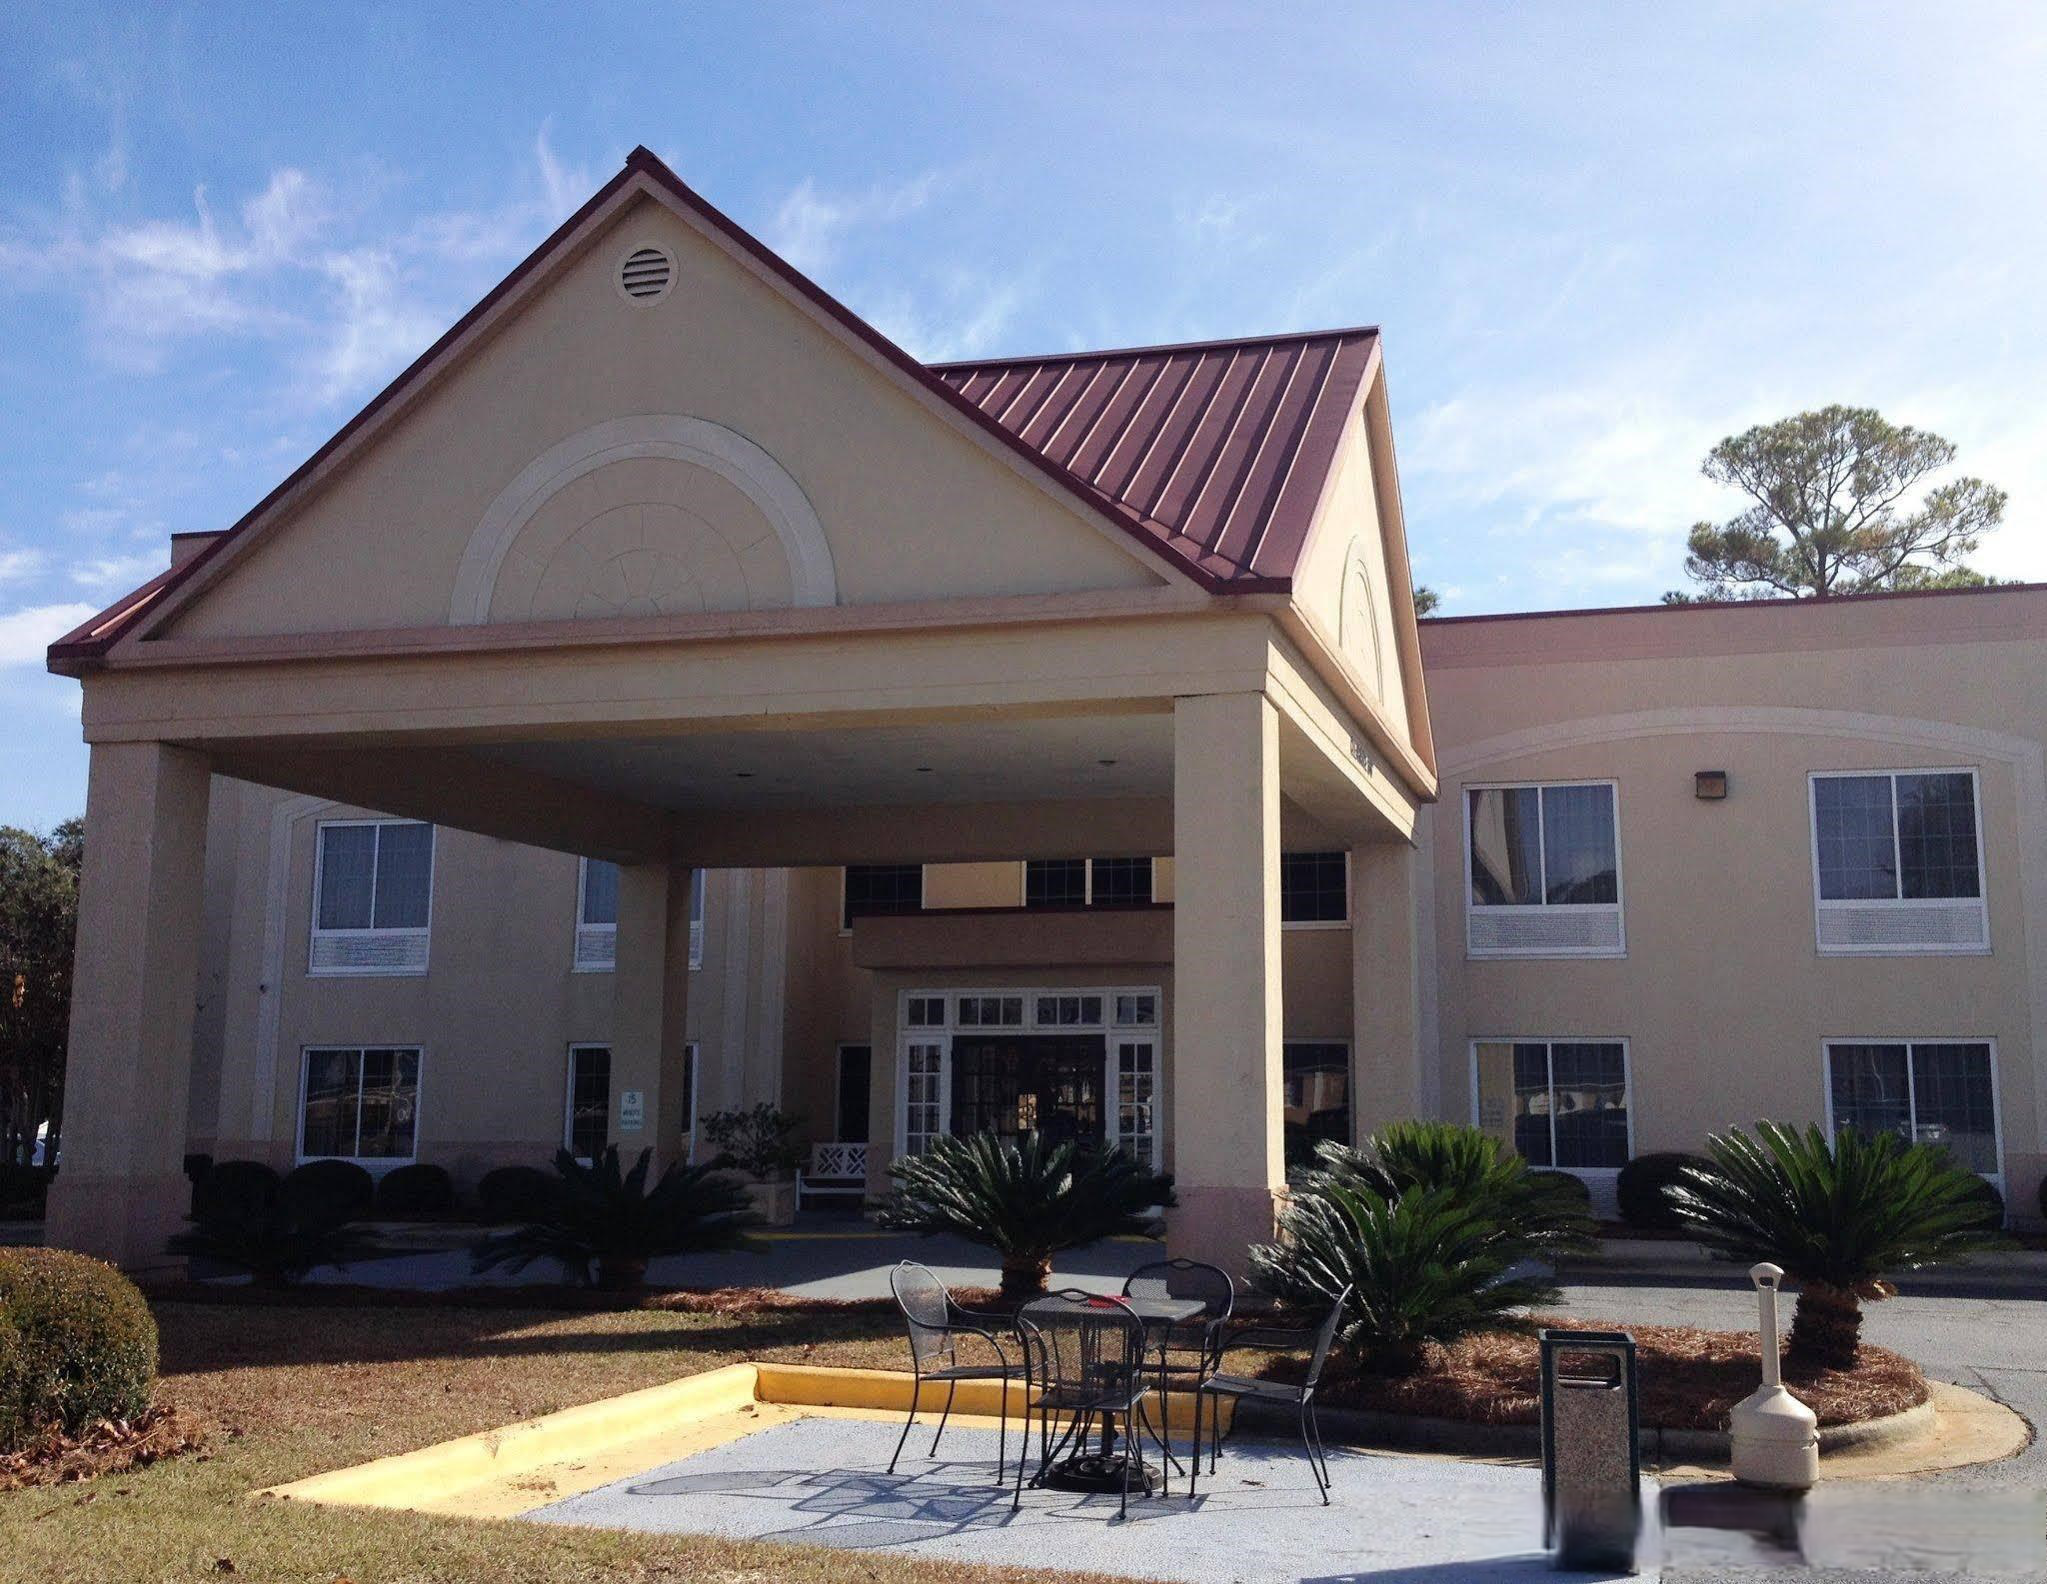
[299,1046,420,1162]
[565,1045,610,1162]
[1281,852,1348,924]
[1473,1039,1630,1170]
[1024,858,1154,908]
[574,861,705,972]
[1115,1040,1159,1166]
[1465,782,1622,956]
[1827,1041,1999,1176]
[903,1041,944,1156]
[310,821,434,974]
[1811,771,1987,952]
[1283,1042,1350,1170]
[680,1042,699,1161]
[843,864,923,930]
[1034,994,1104,1027]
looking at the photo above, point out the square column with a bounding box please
[44,742,213,1267]
[612,862,696,1171]
[1168,691,1284,1271]
[1351,840,1425,1136]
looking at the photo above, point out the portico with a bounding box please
[44,147,1437,1272]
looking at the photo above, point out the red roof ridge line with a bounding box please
[928,325,1381,370]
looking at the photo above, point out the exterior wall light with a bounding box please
[1694,770,1729,801]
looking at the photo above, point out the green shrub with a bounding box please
[1670,1123,2009,1369]
[1528,1168,1593,1213]
[1616,1152,1706,1231]
[472,1147,759,1290]
[0,1248,157,1450]
[1313,1122,1596,1257]
[700,1105,806,1179]
[192,1159,279,1220]
[478,1165,558,1222]
[279,1159,375,1219]
[1958,1174,2005,1232]
[168,1201,376,1287]
[882,1131,1176,1299]
[374,1163,456,1216]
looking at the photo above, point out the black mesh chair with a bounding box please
[1190,1285,1351,1504]
[886,1260,1019,1484]
[1121,1257,1234,1489]
[1014,1289,1154,1519]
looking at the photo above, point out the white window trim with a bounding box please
[1821,1036,2003,1190]
[295,1043,424,1168]
[1463,779,1626,959]
[840,864,925,936]
[1018,857,1159,909]
[894,984,1165,1168]
[573,862,705,973]
[563,1042,611,1163]
[1281,850,1351,931]
[309,819,434,976]
[1807,768,1990,956]
[1467,1035,1634,1178]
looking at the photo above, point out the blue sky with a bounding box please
[3,2,2045,828]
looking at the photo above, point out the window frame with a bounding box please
[563,1042,612,1164]
[840,864,925,934]
[1462,778,1625,959]
[1821,1036,2003,1189]
[1807,768,1989,956]
[1280,852,1351,930]
[294,1042,424,1168]
[1282,1037,1354,1168]
[1019,858,1158,909]
[1467,1035,1633,1177]
[572,860,705,973]
[309,819,435,976]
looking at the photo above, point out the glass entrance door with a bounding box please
[948,1034,1106,1149]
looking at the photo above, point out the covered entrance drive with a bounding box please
[43,148,1437,1275]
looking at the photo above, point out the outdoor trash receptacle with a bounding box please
[1540,1328,1642,1573]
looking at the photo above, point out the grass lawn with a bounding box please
[0,1294,1139,1584]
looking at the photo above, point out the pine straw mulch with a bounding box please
[1274,1316,1928,1431]
[0,1405,204,1492]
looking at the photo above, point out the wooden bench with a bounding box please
[796,1142,869,1208]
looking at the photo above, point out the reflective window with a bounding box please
[1828,1041,1998,1174]
[1468,785,1617,908]
[1814,772,1981,902]
[1283,1041,1350,1169]
[316,821,434,931]
[843,865,923,928]
[300,1046,420,1161]
[1474,1039,1628,1169]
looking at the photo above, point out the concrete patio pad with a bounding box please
[525,1416,1643,1583]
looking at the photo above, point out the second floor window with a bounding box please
[1024,857,1154,908]
[843,864,923,930]
[311,820,433,975]
[1811,770,1986,953]
[1281,852,1348,923]
[1465,782,1622,956]
[575,860,704,972]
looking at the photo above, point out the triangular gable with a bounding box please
[57,148,1222,662]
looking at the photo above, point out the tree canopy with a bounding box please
[0,821,82,1165]
[1670,406,2004,602]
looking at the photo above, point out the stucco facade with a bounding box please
[40,148,2047,1269]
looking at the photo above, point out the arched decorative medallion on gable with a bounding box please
[449,415,837,625]
[1339,537,1385,699]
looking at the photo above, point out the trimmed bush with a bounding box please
[1528,1168,1593,1213]
[1961,1176,2006,1232]
[192,1159,279,1221]
[478,1165,558,1223]
[279,1159,375,1220]
[374,1162,456,1217]
[1617,1152,1706,1231]
[0,1248,157,1451]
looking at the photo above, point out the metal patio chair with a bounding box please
[1013,1289,1154,1520]
[1121,1257,1234,1489]
[1189,1285,1351,1505]
[886,1260,1019,1484]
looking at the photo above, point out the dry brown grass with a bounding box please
[0,1298,1130,1584]
[1288,1316,1928,1431]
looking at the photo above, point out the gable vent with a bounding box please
[617,245,674,304]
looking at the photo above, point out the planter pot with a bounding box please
[745,1177,798,1229]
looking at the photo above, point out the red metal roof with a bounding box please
[934,328,1378,586]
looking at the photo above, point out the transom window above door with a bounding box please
[310,820,434,975]
[1465,782,1623,957]
[1810,771,1987,953]
[1023,857,1154,908]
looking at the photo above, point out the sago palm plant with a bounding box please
[1668,1122,2008,1370]
[169,1201,378,1287]
[471,1146,758,1290]
[1250,1175,1559,1376]
[881,1131,1175,1299]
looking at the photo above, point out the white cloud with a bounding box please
[766,173,941,276]
[0,603,99,665]
[69,551,163,595]
[864,272,1029,364]
[315,248,444,401]
[0,549,48,588]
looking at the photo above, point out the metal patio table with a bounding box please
[1025,1293,1204,1495]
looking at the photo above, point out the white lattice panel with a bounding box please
[807,1142,868,1181]
[1469,906,1623,957]
[1817,900,1987,953]
[310,928,429,975]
